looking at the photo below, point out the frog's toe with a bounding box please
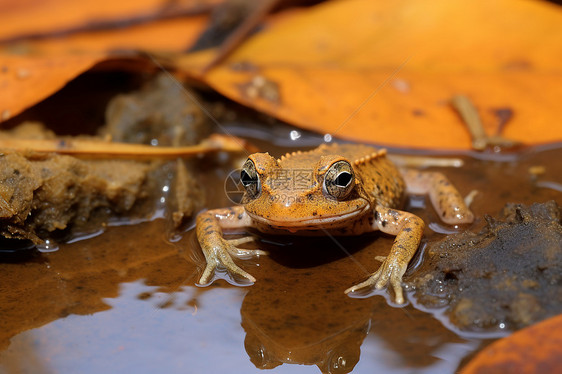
[373,267,391,290]
[344,270,381,295]
[199,262,217,285]
[226,236,256,246]
[379,261,408,303]
[344,279,372,295]
[228,265,257,283]
[226,245,267,259]
[345,262,407,304]
[390,278,405,305]
[225,236,267,259]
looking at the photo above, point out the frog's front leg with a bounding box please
[401,169,474,224]
[196,206,264,285]
[345,206,424,304]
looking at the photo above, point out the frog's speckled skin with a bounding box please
[196,143,474,304]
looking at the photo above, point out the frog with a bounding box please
[196,143,474,304]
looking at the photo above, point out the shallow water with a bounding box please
[0,122,561,373]
[0,218,476,374]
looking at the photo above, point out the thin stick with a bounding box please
[451,95,488,150]
[0,134,254,160]
[451,95,521,151]
[388,155,464,168]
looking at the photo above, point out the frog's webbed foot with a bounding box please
[345,207,424,305]
[345,258,408,304]
[199,236,264,285]
[196,207,264,286]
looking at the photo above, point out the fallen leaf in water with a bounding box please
[462,314,562,373]
[176,0,562,150]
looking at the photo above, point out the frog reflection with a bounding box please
[231,234,470,373]
[239,260,373,374]
[243,321,366,374]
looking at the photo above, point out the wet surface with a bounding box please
[0,218,476,374]
[1,115,562,372]
[409,201,562,333]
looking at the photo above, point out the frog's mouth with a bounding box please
[246,203,370,228]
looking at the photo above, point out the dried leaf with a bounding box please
[176,0,562,149]
[0,1,214,121]
[0,0,219,41]
[462,314,562,373]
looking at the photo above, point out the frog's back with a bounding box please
[279,143,406,208]
[278,143,378,167]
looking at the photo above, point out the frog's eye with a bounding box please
[324,160,355,199]
[241,159,261,199]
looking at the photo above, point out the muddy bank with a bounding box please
[0,74,209,244]
[408,201,562,332]
[0,151,152,243]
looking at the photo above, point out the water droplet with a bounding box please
[392,78,410,93]
[289,130,301,140]
[1,110,11,121]
[324,134,333,142]
[162,185,169,192]
[37,239,59,253]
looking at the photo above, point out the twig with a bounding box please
[0,134,255,160]
[388,155,464,168]
[451,95,520,151]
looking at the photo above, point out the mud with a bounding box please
[409,201,562,332]
[0,151,151,243]
[101,73,209,146]
[0,70,561,373]
[0,73,208,245]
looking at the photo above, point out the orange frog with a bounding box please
[196,143,473,304]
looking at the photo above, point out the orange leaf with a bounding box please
[0,15,209,121]
[0,0,219,41]
[177,0,562,150]
[0,53,108,122]
[462,314,562,373]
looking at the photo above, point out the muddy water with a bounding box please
[0,130,561,373]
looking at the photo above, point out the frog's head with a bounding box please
[239,152,370,229]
